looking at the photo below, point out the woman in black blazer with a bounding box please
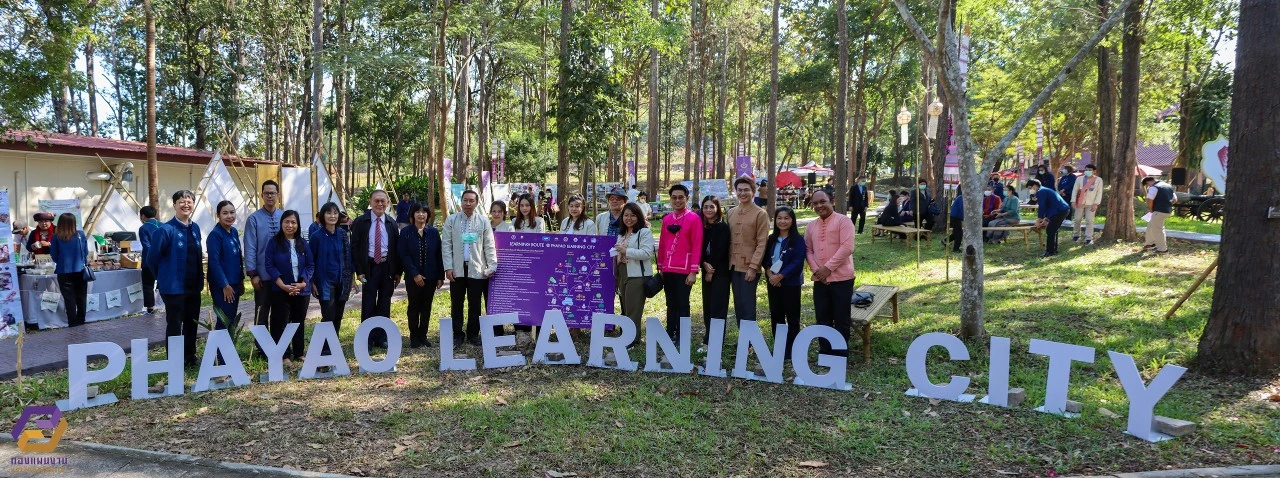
[875,189,903,231]
[699,196,731,349]
[397,203,445,348]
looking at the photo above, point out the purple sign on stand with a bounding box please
[488,232,615,328]
[735,155,753,179]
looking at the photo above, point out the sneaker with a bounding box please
[1143,244,1157,250]
[1084,239,1092,246]
[1072,235,1079,242]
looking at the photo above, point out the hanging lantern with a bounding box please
[926,100,944,139]
[896,106,913,146]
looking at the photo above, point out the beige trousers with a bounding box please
[1145,211,1171,251]
[1072,205,1097,240]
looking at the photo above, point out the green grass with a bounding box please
[2,232,1272,477]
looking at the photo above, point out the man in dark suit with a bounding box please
[846,175,870,234]
[350,189,401,350]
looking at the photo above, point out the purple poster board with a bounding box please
[488,232,615,328]
[735,155,753,179]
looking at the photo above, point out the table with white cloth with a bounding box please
[19,269,147,329]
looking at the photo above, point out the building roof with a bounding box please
[1074,142,1176,172]
[0,129,270,166]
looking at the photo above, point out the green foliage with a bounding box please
[1185,65,1232,170]
[501,131,556,183]
[392,175,437,205]
[550,10,628,169]
[0,0,94,130]
[349,186,375,213]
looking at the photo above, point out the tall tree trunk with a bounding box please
[715,29,729,179]
[1197,0,1280,375]
[436,0,451,211]
[647,0,661,196]
[766,0,779,216]
[85,2,99,138]
[1101,0,1143,243]
[145,0,158,207]
[556,0,572,216]
[833,0,849,213]
[310,0,323,161]
[1095,0,1116,184]
[455,37,472,182]
[334,0,347,195]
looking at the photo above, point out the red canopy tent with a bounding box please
[774,170,803,188]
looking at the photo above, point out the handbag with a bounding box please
[643,274,663,298]
[852,291,874,308]
[80,232,96,282]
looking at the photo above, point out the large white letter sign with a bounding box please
[1029,339,1095,416]
[193,329,252,392]
[532,309,582,365]
[587,313,638,371]
[904,332,974,402]
[731,320,784,383]
[644,317,693,373]
[131,337,185,399]
[251,323,297,382]
[1109,351,1187,442]
[979,336,1012,407]
[438,318,477,371]
[60,342,126,410]
[479,313,525,369]
[354,316,403,373]
[697,318,728,378]
[299,321,351,379]
[791,325,852,390]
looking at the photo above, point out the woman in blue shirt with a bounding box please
[206,200,244,332]
[146,190,204,367]
[264,210,314,365]
[398,203,444,348]
[762,207,807,361]
[1029,179,1071,257]
[309,202,354,355]
[48,213,89,327]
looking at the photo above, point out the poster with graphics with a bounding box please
[0,190,23,339]
[488,232,615,328]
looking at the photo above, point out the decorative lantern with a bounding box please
[896,106,913,146]
[926,100,944,139]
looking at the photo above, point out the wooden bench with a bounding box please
[869,225,931,247]
[848,285,900,362]
[981,224,1043,251]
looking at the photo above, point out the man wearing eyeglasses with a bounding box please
[244,180,285,334]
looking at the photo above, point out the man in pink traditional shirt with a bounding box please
[804,190,856,357]
[658,184,703,343]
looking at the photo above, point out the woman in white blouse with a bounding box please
[510,193,546,232]
[490,201,514,233]
[559,195,596,234]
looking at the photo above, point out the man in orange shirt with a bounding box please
[726,177,769,323]
[804,190,856,357]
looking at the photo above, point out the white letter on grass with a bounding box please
[131,336,185,398]
[479,313,525,369]
[731,320,784,383]
[532,309,581,365]
[905,332,972,401]
[791,325,852,390]
[1029,338,1095,415]
[438,318,476,370]
[299,321,351,378]
[251,323,296,382]
[1109,351,1187,441]
[354,316,402,373]
[979,336,1012,407]
[587,313,637,371]
[65,342,125,410]
[645,316,692,373]
[193,329,252,391]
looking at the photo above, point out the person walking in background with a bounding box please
[49,213,89,328]
[244,180,284,344]
[726,177,768,325]
[398,203,444,348]
[443,190,498,346]
[614,202,654,334]
[490,201,513,233]
[699,195,731,350]
[804,190,855,357]
[985,184,1021,243]
[947,186,964,253]
[350,190,401,350]
[762,206,806,362]
[146,190,203,367]
[657,184,702,343]
[264,210,313,365]
[846,175,870,234]
[560,195,595,234]
[310,201,354,357]
[206,200,244,331]
[1029,179,1070,258]
[592,188,628,237]
[396,193,413,230]
[138,206,161,314]
[1071,164,1104,245]
[1142,176,1176,254]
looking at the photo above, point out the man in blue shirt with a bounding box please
[244,180,284,335]
[1029,179,1070,257]
[946,186,964,253]
[395,193,412,230]
[138,206,161,314]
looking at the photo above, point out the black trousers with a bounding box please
[1045,212,1068,255]
[140,265,156,310]
[253,281,272,330]
[161,292,201,365]
[851,208,867,233]
[662,272,692,341]
[57,273,88,327]
[361,260,395,348]
[949,216,963,252]
[405,280,434,344]
[813,279,854,357]
[701,271,730,345]
[451,267,492,341]
[317,284,346,355]
[768,284,801,361]
[270,288,310,359]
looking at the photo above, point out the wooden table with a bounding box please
[848,284,900,362]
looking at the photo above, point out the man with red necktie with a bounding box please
[351,189,402,350]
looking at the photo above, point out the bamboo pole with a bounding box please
[1165,256,1218,320]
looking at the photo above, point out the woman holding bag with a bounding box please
[49,213,90,327]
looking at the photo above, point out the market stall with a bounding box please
[19,267,145,329]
